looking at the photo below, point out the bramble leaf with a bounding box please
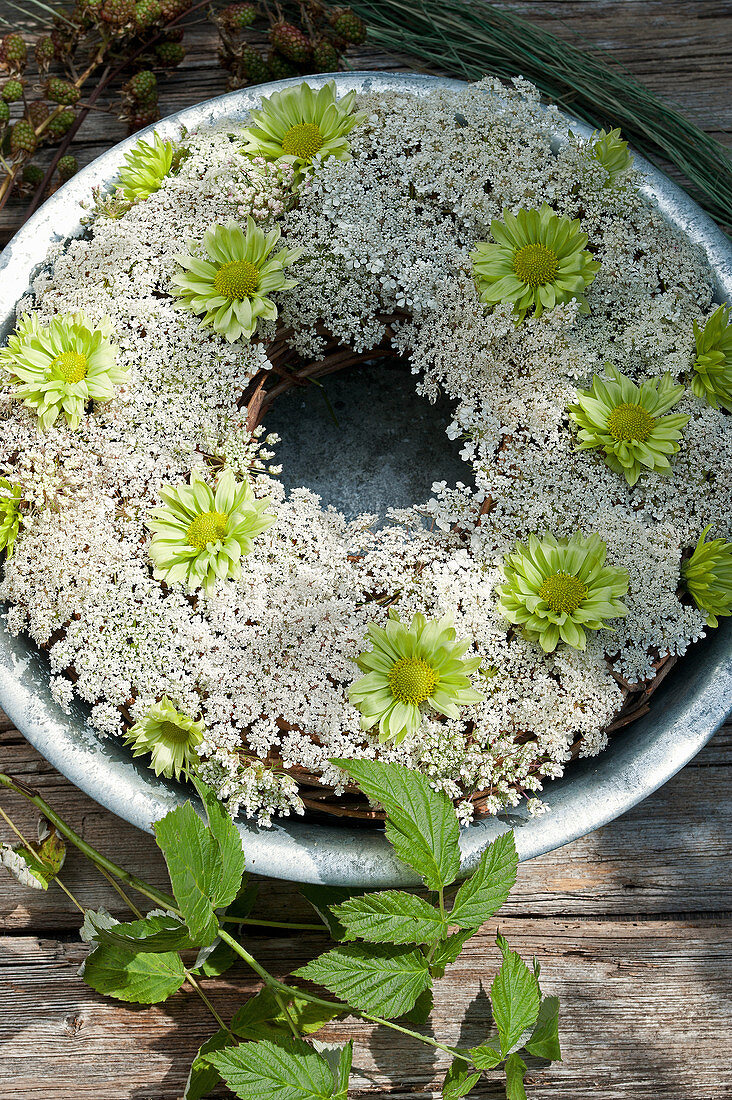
[442,1060,481,1099]
[525,996,561,1061]
[299,884,366,941]
[491,934,541,1056]
[331,760,461,890]
[504,1052,528,1099]
[311,1040,353,1099]
[0,819,66,890]
[468,1038,502,1070]
[429,928,476,979]
[232,987,343,1039]
[86,910,195,953]
[184,1028,235,1100]
[153,801,222,945]
[449,833,518,928]
[295,942,432,1019]
[400,985,433,1026]
[193,777,246,908]
[332,890,447,945]
[81,941,186,1004]
[207,1036,338,1099]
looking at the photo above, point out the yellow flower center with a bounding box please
[186,510,229,550]
[50,351,88,384]
[281,122,324,160]
[387,656,438,706]
[606,402,654,443]
[539,571,588,615]
[513,243,559,288]
[157,719,195,745]
[213,260,260,301]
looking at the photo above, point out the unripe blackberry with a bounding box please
[163,26,184,41]
[221,3,257,31]
[22,163,44,187]
[1,79,23,103]
[125,69,157,103]
[45,77,81,105]
[0,33,28,73]
[44,108,75,139]
[26,100,49,128]
[57,154,78,183]
[236,44,269,84]
[0,101,9,126]
[159,0,190,17]
[10,118,36,156]
[101,0,134,26]
[332,9,367,45]
[34,36,55,71]
[312,38,340,73]
[133,0,162,28]
[155,41,185,67]
[50,26,76,61]
[127,101,160,132]
[270,22,311,64]
[266,50,298,80]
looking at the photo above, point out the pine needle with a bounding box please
[350,0,732,228]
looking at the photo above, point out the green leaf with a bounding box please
[81,941,186,1004]
[195,937,240,978]
[153,801,222,945]
[450,833,518,928]
[332,890,447,945]
[430,928,476,979]
[87,911,195,953]
[332,759,461,890]
[0,819,66,890]
[311,1040,352,1099]
[207,1037,338,1100]
[299,884,366,941]
[399,985,433,1026]
[184,1028,235,1100]
[442,1060,480,1099]
[232,987,343,1040]
[295,942,432,1019]
[468,1038,502,1070]
[504,1053,528,1100]
[225,880,259,921]
[491,934,541,1057]
[193,777,246,908]
[525,996,561,1061]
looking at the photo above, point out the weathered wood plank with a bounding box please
[1,918,729,1098]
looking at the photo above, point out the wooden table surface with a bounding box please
[1,3,731,1098]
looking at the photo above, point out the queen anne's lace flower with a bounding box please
[471,203,600,322]
[681,526,732,628]
[171,217,302,342]
[124,696,204,780]
[498,532,629,652]
[148,467,276,592]
[0,478,23,558]
[691,304,732,411]
[348,610,484,744]
[568,366,689,486]
[240,81,367,171]
[590,128,634,181]
[0,312,126,429]
[117,133,174,202]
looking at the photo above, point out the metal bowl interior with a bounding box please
[1,72,730,886]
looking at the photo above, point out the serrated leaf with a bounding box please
[295,942,431,1019]
[195,937,240,978]
[88,911,195,953]
[81,941,186,1004]
[0,819,65,890]
[442,1059,480,1099]
[525,996,561,1061]
[504,1052,528,1100]
[232,987,343,1040]
[333,890,447,945]
[400,985,433,1026]
[491,935,541,1057]
[430,928,476,979]
[193,777,246,908]
[153,801,222,945]
[299,884,367,941]
[468,1038,502,1070]
[207,1037,337,1100]
[184,1028,235,1100]
[80,907,117,943]
[332,760,461,890]
[225,880,259,921]
[311,1040,352,1099]
[450,833,518,928]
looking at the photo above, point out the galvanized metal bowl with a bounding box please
[1,73,730,886]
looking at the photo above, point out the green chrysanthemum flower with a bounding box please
[240,80,367,170]
[348,610,484,744]
[0,478,23,558]
[124,696,205,780]
[568,366,689,486]
[681,525,732,628]
[470,203,601,323]
[590,127,634,181]
[0,312,127,430]
[171,217,302,343]
[498,531,629,653]
[691,304,732,411]
[148,467,276,592]
[117,133,174,202]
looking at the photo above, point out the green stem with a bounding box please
[0,803,85,914]
[185,971,235,1039]
[222,917,324,932]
